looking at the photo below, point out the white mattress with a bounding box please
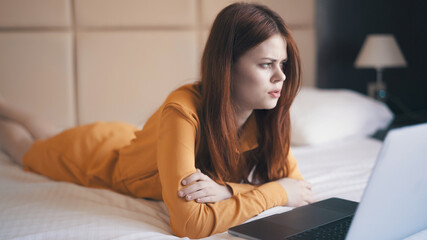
[1,137,426,239]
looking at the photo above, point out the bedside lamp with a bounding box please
[355,34,407,101]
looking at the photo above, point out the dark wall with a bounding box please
[316,0,427,114]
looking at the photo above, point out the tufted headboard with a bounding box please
[0,0,316,129]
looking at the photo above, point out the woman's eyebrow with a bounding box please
[260,57,288,62]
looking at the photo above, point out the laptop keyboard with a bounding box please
[286,216,353,240]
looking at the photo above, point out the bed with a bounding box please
[1,87,426,239]
[0,137,378,240]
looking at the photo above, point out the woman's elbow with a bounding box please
[170,205,217,238]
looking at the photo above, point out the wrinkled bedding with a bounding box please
[1,137,425,239]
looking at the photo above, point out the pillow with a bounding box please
[290,87,394,146]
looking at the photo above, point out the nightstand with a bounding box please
[373,110,427,140]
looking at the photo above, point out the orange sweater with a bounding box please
[23,83,303,238]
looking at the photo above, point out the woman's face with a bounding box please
[231,34,288,112]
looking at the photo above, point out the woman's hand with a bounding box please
[178,169,232,203]
[276,178,313,207]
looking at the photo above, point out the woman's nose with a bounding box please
[271,66,286,83]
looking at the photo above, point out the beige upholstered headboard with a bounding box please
[0,0,316,129]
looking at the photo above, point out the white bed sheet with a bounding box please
[1,137,426,240]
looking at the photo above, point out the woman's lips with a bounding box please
[268,90,281,98]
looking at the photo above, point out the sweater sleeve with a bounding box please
[225,149,304,195]
[157,104,288,238]
[286,149,304,181]
[225,182,257,195]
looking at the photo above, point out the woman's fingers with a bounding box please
[297,200,311,207]
[276,178,314,207]
[179,181,208,197]
[181,169,206,186]
[195,196,214,203]
[179,182,216,202]
[178,169,232,203]
[184,188,210,201]
[303,184,314,204]
[178,169,212,200]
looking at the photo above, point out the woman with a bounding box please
[0,2,312,238]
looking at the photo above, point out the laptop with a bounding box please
[229,123,427,240]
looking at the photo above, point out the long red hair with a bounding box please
[197,2,302,183]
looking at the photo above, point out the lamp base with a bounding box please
[368,81,387,102]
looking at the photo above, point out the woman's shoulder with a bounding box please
[163,82,202,115]
[157,82,202,126]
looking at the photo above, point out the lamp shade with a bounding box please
[355,34,407,69]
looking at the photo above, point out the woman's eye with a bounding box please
[260,63,272,68]
[280,61,287,71]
